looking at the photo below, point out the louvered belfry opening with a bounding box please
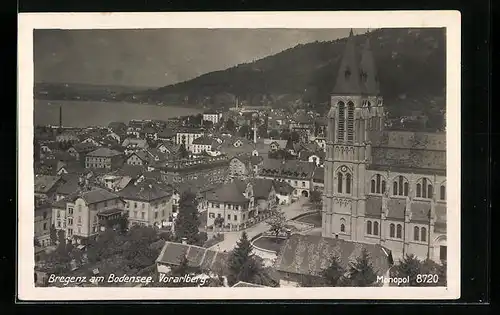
[337,101,345,141]
[347,102,354,142]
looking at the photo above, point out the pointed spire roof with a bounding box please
[359,37,380,95]
[332,29,363,95]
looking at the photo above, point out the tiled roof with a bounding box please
[370,147,446,174]
[56,174,82,195]
[158,129,176,138]
[67,188,120,205]
[369,131,446,151]
[87,148,122,157]
[386,199,406,220]
[156,241,229,274]
[272,180,294,195]
[275,234,391,277]
[119,179,172,201]
[365,196,383,217]
[205,182,249,204]
[192,136,213,145]
[34,175,61,193]
[250,178,274,199]
[250,155,263,166]
[260,159,316,179]
[71,142,98,153]
[113,165,146,178]
[122,138,148,148]
[410,202,432,222]
[232,281,267,287]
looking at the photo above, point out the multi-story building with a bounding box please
[34,175,64,202]
[175,128,204,152]
[85,147,124,170]
[203,112,223,125]
[322,30,447,263]
[258,159,316,200]
[191,136,213,154]
[118,178,174,228]
[51,188,125,244]
[227,153,263,179]
[34,197,52,247]
[159,155,230,185]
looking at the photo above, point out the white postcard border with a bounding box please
[18,11,461,300]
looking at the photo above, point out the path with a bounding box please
[209,197,309,252]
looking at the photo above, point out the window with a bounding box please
[43,223,47,230]
[68,228,73,236]
[217,213,221,218]
[427,185,433,199]
[396,224,402,238]
[371,180,376,193]
[141,212,145,219]
[366,221,372,235]
[209,213,215,218]
[337,173,343,193]
[227,214,231,220]
[234,215,237,221]
[134,202,137,209]
[416,184,422,197]
[154,212,158,219]
[345,174,351,194]
[68,218,73,225]
[43,212,47,220]
[440,185,446,200]
[393,176,409,196]
[77,216,81,224]
[416,178,433,199]
[382,181,386,194]
[421,227,427,242]
[68,207,74,215]
[347,102,354,142]
[376,175,381,193]
[414,226,420,241]
[337,102,345,141]
[389,224,395,238]
[302,181,306,187]
[57,221,61,228]
[373,221,379,235]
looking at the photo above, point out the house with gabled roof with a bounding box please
[156,240,229,277]
[274,234,393,287]
[52,187,125,244]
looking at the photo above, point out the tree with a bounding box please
[269,129,280,140]
[227,231,264,286]
[174,191,202,245]
[265,210,287,240]
[116,214,129,233]
[34,237,41,247]
[280,129,290,140]
[178,143,189,159]
[346,248,378,287]
[214,217,225,233]
[285,136,294,151]
[257,125,268,138]
[171,254,190,277]
[320,254,346,286]
[57,230,66,245]
[290,131,300,142]
[392,254,424,286]
[49,224,57,245]
[238,124,251,138]
[225,118,236,133]
[203,120,214,130]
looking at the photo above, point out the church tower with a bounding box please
[322,30,384,241]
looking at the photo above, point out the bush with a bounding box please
[203,233,225,248]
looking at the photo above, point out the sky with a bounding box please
[34,28,367,88]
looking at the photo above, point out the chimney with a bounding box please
[181,237,187,245]
[59,106,63,130]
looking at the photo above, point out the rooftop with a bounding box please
[87,147,122,157]
[205,181,249,204]
[34,175,61,193]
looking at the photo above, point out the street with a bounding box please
[208,197,310,252]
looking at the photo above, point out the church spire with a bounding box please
[359,37,380,95]
[332,29,363,95]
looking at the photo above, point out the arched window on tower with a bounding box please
[440,184,446,200]
[393,181,398,196]
[427,185,433,199]
[396,224,402,238]
[345,174,351,194]
[366,221,372,235]
[347,102,354,142]
[340,218,346,233]
[389,223,395,238]
[373,221,379,236]
[382,180,387,194]
[404,182,409,196]
[337,102,345,141]
[414,226,420,241]
[393,176,409,196]
[371,180,376,193]
[376,174,381,193]
[421,227,427,242]
[337,173,343,193]
[416,183,422,197]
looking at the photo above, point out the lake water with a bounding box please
[34,99,202,128]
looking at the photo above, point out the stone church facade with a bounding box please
[322,30,447,263]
